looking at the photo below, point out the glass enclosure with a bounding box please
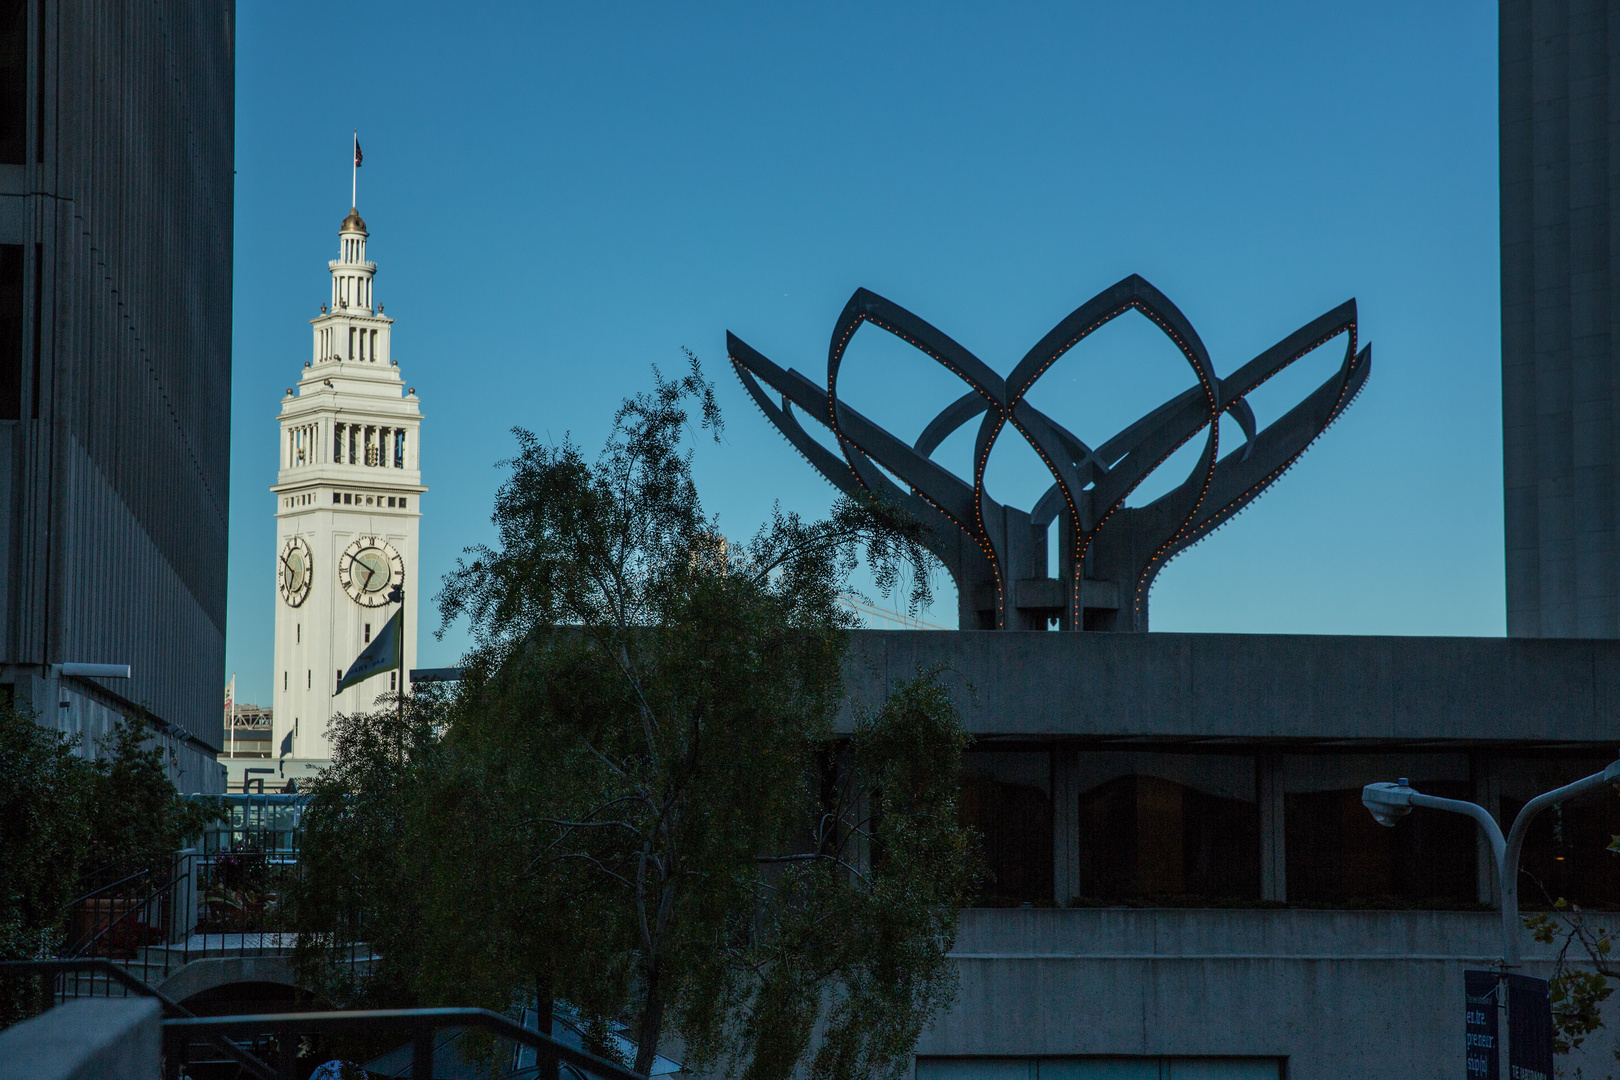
[1501,754,1620,910]
[959,750,1053,906]
[1282,754,1476,906]
[1074,752,1259,905]
[184,792,303,854]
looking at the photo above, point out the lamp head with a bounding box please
[1362,779,1416,828]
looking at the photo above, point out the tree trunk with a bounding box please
[634,962,665,1076]
[535,976,556,1080]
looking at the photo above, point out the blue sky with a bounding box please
[228,1,1502,704]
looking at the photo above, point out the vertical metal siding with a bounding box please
[0,0,233,748]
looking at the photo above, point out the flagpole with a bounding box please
[397,587,406,724]
[352,130,357,208]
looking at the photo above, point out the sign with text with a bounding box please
[1465,970,1500,1080]
[1507,974,1554,1080]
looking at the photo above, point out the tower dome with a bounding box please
[340,207,367,235]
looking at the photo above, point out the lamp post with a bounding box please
[1361,755,1620,966]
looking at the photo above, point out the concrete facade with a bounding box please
[0,0,234,790]
[924,908,1620,1080]
[842,630,1620,743]
[1500,0,1620,637]
[836,631,1620,1079]
[0,998,161,1080]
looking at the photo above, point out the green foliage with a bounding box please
[292,357,977,1078]
[85,715,221,874]
[1527,904,1620,1055]
[0,699,93,1025]
[287,691,442,1011]
[1,701,217,1028]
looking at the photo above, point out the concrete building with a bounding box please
[258,204,424,792]
[1500,0,1620,637]
[0,0,233,792]
[836,630,1620,1079]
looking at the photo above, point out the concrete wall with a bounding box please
[923,907,1620,1080]
[843,630,1620,743]
[0,999,160,1080]
[1500,0,1620,638]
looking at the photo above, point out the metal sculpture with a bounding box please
[728,274,1370,631]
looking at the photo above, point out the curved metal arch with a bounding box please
[725,277,1371,632]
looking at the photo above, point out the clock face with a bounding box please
[339,536,405,607]
[278,537,313,607]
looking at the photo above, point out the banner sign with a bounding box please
[1466,970,1500,1080]
[1507,974,1554,1080]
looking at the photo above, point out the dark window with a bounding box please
[1074,752,1259,905]
[0,244,20,418]
[1502,755,1620,910]
[0,0,25,165]
[960,750,1052,905]
[1284,754,1476,907]
[399,498,407,509]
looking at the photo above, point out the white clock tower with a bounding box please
[267,205,425,786]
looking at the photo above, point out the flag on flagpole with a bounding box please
[223,674,234,714]
[336,608,402,695]
[354,133,363,168]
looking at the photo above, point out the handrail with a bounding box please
[0,960,276,1080]
[68,864,188,959]
[64,865,152,912]
[164,1007,648,1080]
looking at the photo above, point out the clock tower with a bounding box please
[267,205,425,787]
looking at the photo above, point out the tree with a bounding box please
[293,357,978,1079]
[0,698,92,1025]
[85,714,221,876]
[1,701,221,1027]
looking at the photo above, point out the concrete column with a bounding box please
[1257,752,1286,903]
[1051,747,1080,906]
[0,998,160,1080]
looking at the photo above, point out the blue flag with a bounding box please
[336,609,402,695]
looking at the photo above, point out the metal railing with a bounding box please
[0,959,276,1080]
[163,1007,647,1080]
[57,845,304,989]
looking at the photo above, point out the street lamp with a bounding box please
[1362,756,1620,966]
